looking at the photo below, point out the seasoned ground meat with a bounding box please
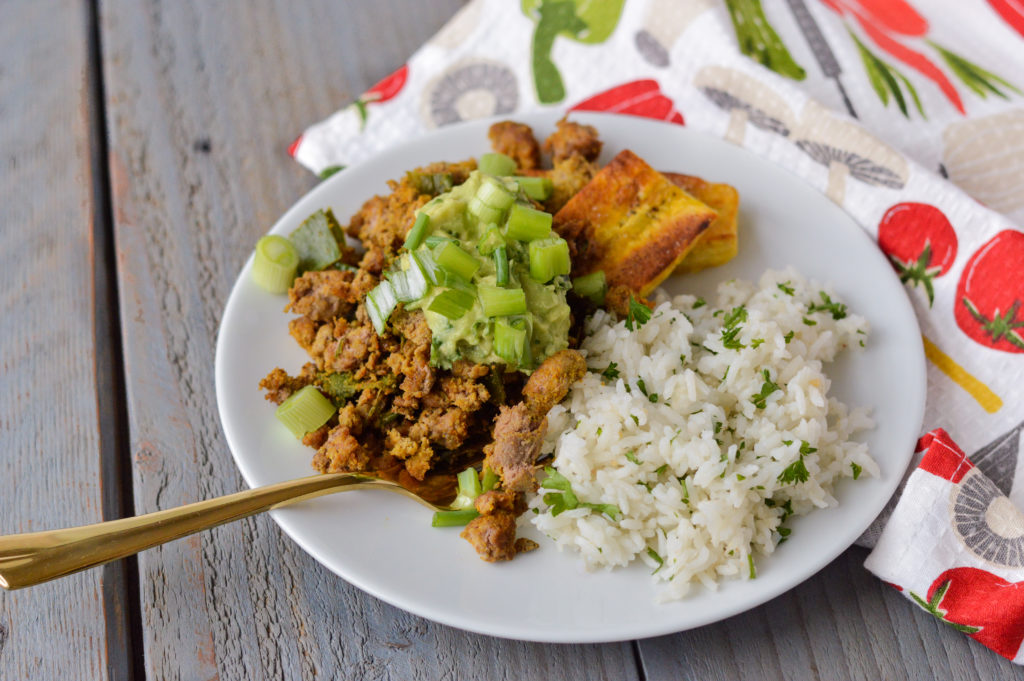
[542,155,597,214]
[460,512,518,562]
[485,350,586,492]
[523,349,587,415]
[544,118,602,163]
[312,425,368,473]
[258,363,318,404]
[484,403,547,493]
[474,490,527,515]
[286,269,360,323]
[488,121,542,170]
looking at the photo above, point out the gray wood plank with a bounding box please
[0,0,124,679]
[639,548,1024,680]
[99,2,637,679]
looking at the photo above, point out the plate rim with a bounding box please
[215,111,927,642]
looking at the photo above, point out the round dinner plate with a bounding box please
[215,112,926,642]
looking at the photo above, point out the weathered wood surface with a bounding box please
[640,547,1024,680]
[99,1,637,679]
[1,0,1015,678]
[0,0,128,679]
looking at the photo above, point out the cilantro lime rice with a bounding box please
[530,268,876,600]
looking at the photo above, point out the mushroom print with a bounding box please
[943,110,1024,217]
[695,65,795,146]
[420,59,519,128]
[952,469,1024,568]
[794,101,908,205]
[634,0,712,67]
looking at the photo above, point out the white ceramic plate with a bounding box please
[216,112,926,642]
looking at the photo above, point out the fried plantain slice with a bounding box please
[663,172,740,274]
[553,150,717,295]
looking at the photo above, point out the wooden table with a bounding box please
[1,2,1020,678]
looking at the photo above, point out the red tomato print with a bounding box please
[364,63,409,104]
[287,134,303,158]
[877,202,957,306]
[955,230,1024,353]
[571,80,684,125]
[988,0,1024,38]
[925,568,1024,660]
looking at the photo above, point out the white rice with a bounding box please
[529,268,876,600]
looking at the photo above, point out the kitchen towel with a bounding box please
[287,0,1024,662]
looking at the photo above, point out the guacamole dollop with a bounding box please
[408,171,570,372]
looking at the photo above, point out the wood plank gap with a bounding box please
[631,639,647,681]
[87,1,144,678]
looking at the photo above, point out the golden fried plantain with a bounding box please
[663,172,740,274]
[553,150,717,295]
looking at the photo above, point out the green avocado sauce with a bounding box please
[406,171,570,372]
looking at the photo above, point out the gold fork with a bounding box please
[0,473,457,590]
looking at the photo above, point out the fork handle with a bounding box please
[0,472,381,590]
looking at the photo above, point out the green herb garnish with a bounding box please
[750,369,781,409]
[625,296,652,331]
[540,467,621,520]
[777,281,795,296]
[647,547,665,574]
[808,291,848,320]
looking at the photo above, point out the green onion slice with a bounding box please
[476,225,506,256]
[478,152,517,177]
[431,509,480,527]
[529,237,571,283]
[275,385,337,438]
[479,285,527,317]
[505,203,552,241]
[494,318,528,366]
[387,254,430,303]
[572,271,607,305]
[428,288,475,319]
[252,235,300,294]
[494,246,510,287]
[451,467,483,510]
[475,176,516,210]
[481,466,499,492]
[423,235,454,248]
[433,241,481,281]
[366,280,397,335]
[403,212,430,251]
[511,176,553,201]
[467,195,505,225]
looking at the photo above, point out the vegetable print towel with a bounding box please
[288,0,1024,663]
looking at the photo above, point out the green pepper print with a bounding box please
[725,0,806,81]
[522,0,625,104]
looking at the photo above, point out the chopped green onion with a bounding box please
[411,248,443,285]
[511,176,553,201]
[403,212,430,251]
[433,241,481,281]
[478,152,517,176]
[528,237,571,283]
[494,318,528,366]
[451,467,483,510]
[481,466,499,492]
[505,204,552,241]
[366,280,398,335]
[571,271,606,305]
[406,170,453,196]
[494,246,510,286]
[428,288,475,319]
[423,235,454,248]
[431,509,480,527]
[476,225,506,256]
[289,209,345,272]
[467,195,505,225]
[387,254,430,303]
[252,235,300,293]
[479,286,527,317]
[475,176,516,210]
[275,385,337,438]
